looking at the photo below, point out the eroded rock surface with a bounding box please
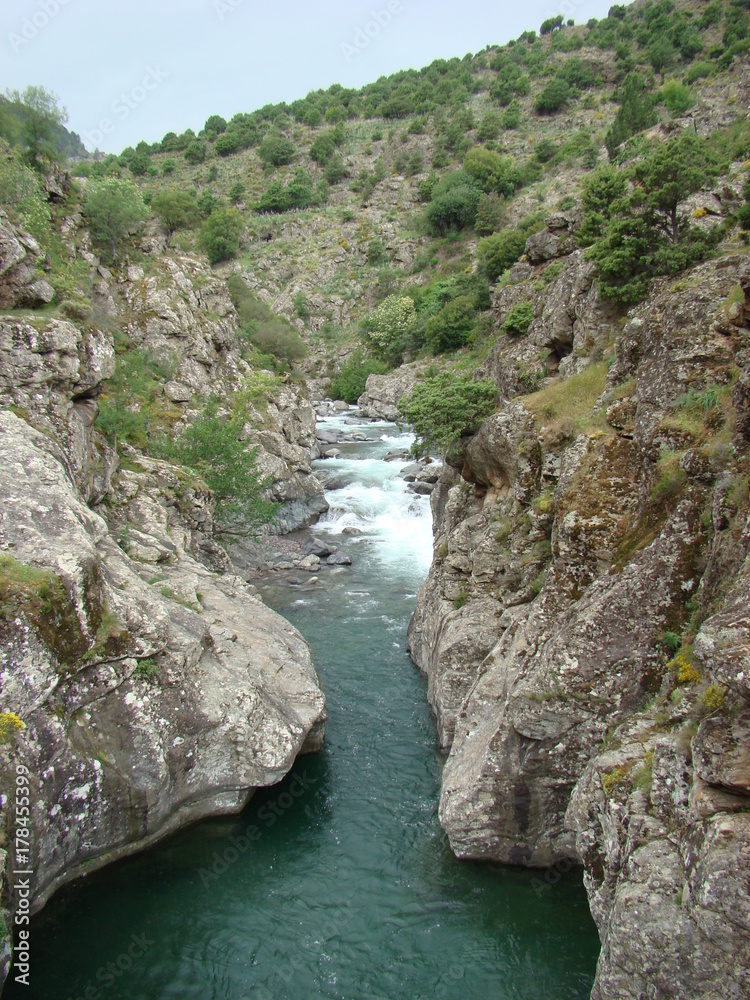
[358,361,429,420]
[410,251,750,996]
[0,410,326,917]
[0,244,328,983]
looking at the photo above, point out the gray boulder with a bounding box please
[327,550,352,565]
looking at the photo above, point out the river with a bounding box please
[5,411,599,1000]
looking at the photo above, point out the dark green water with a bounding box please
[6,416,599,1000]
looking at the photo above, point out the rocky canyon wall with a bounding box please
[407,218,750,997]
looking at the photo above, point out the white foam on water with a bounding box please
[315,420,434,579]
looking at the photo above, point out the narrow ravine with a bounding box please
[6,412,599,1000]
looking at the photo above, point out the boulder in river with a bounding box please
[296,554,321,571]
[415,466,441,485]
[304,537,334,558]
[327,550,352,566]
[324,476,347,491]
[317,428,343,445]
[400,463,423,482]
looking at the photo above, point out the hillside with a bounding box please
[65,0,750,389]
[1,0,750,996]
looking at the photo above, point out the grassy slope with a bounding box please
[105,0,747,367]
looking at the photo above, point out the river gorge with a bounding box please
[3,412,599,999]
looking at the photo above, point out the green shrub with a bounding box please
[327,349,387,403]
[474,192,505,236]
[152,188,200,242]
[59,297,92,323]
[587,133,719,306]
[135,658,159,680]
[399,373,498,456]
[685,62,713,85]
[557,57,595,89]
[425,295,477,353]
[0,152,51,242]
[257,169,316,213]
[424,170,482,235]
[259,133,297,167]
[534,79,571,114]
[477,111,501,141]
[324,155,347,184]
[310,132,336,164]
[215,132,240,156]
[95,346,177,448]
[540,14,563,34]
[198,206,244,264]
[406,151,424,176]
[503,100,523,130]
[662,631,681,655]
[463,147,521,196]
[129,152,150,176]
[83,177,148,264]
[605,73,657,159]
[196,188,219,217]
[157,395,277,534]
[184,140,207,165]
[502,301,534,337]
[362,295,417,361]
[477,229,527,282]
[661,81,693,116]
[257,180,288,214]
[226,275,307,366]
[249,320,307,365]
[536,138,558,163]
[367,238,387,264]
[293,292,310,318]
[6,85,68,167]
[228,181,245,204]
[699,1,722,29]
[204,114,227,135]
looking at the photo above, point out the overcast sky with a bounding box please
[3,0,625,153]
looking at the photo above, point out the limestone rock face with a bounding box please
[0,317,115,501]
[476,249,620,397]
[358,362,426,420]
[244,382,329,533]
[410,250,750,995]
[0,411,326,919]
[114,256,326,533]
[524,212,578,265]
[567,698,750,999]
[0,241,328,983]
[0,211,54,309]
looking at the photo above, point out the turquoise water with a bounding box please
[5,414,599,1000]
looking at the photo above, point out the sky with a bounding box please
[2,0,625,153]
